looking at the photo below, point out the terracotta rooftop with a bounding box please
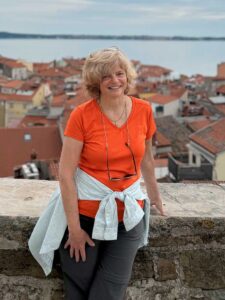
[2,80,24,89]
[0,92,33,102]
[63,58,85,69]
[149,94,179,105]
[215,104,225,115]
[156,115,191,154]
[187,119,212,132]
[190,118,225,155]
[139,65,171,78]
[0,126,62,177]
[217,85,225,95]
[0,57,25,69]
[33,62,53,72]
[155,131,171,147]
[37,68,69,79]
[18,115,58,128]
[51,94,67,107]
[62,66,81,76]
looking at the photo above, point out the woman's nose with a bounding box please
[110,74,119,82]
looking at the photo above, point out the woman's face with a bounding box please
[99,64,128,99]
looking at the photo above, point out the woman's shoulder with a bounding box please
[132,96,153,111]
[75,98,96,111]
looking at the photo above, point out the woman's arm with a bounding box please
[141,138,165,216]
[59,137,95,262]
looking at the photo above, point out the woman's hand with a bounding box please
[151,196,166,216]
[64,228,95,262]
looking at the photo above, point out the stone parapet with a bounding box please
[0,179,225,299]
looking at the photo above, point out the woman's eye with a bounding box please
[102,75,110,80]
[117,72,125,76]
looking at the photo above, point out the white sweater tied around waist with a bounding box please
[28,168,150,276]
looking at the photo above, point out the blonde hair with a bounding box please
[82,47,137,99]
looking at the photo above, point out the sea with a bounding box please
[0,39,225,76]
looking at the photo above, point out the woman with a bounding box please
[58,47,165,300]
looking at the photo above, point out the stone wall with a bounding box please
[0,178,225,300]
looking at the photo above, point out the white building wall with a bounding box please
[164,100,179,117]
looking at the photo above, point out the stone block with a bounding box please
[180,250,225,289]
[156,258,177,281]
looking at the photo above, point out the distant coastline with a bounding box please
[0,31,225,41]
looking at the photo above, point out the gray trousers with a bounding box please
[58,214,144,300]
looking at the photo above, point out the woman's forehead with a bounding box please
[102,62,125,74]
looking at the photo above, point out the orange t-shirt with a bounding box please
[64,97,156,221]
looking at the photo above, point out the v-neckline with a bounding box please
[94,96,134,129]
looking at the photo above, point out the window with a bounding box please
[192,154,196,164]
[24,133,31,141]
[156,106,164,114]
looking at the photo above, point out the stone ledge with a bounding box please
[1,178,225,218]
[0,179,225,300]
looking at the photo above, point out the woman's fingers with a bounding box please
[64,239,69,249]
[75,248,80,262]
[64,230,95,262]
[80,245,86,262]
[86,235,95,247]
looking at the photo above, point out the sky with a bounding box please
[0,0,225,36]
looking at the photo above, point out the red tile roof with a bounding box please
[0,92,33,102]
[37,68,68,79]
[2,80,24,89]
[0,126,62,177]
[215,104,225,115]
[217,85,225,95]
[190,118,225,154]
[63,58,85,69]
[139,65,171,78]
[18,116,58,127]
[0,57,25,69]
[187,119,212,132]
[155,131,171,147]
[51,94,67,107]
[149,94,179,105]
[33,62,53,72]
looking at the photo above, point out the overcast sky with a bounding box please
[0,0,224,36]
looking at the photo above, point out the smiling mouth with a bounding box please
[108,86,121,90]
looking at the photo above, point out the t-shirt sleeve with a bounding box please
[64,107,84,142]
[146,104,157,140]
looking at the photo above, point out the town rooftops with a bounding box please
[155,131,171,147]
[0,92,33,102]
[187,119,212,132]
[2,80,24,89]
[149,94,179,105]
[139,65,172,77]
[18,115,58,127]
[0,57,26,69]
[189,118,225,155]
[156,115,191,154]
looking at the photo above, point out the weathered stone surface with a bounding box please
[180,249,225,289]
[131,249,154,281]
[0,274,63,300]
[155,258,177,281]
[0,249,45,277]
